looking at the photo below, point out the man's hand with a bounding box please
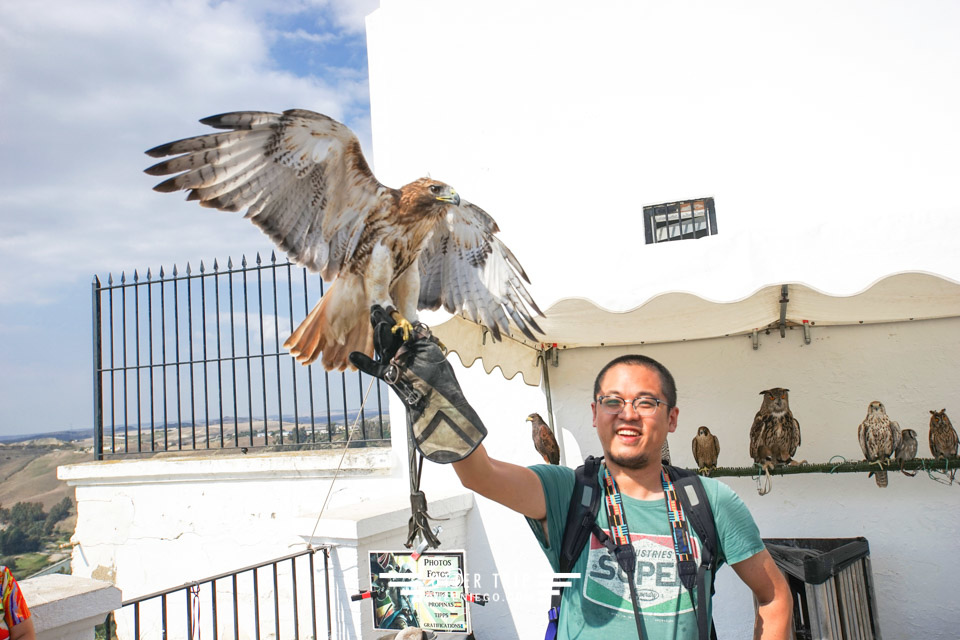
[350,306,487,463]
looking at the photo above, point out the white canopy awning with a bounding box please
[432,271,960,386]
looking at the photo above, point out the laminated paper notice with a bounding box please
[368,550,470,634]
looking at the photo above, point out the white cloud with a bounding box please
[0,0,377,433]
[0,0,374,304]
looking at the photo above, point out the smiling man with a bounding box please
[453,354,792,640]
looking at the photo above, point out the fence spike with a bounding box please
[199,260,205,274]
[173,264,178,277]
[108,273,113,285]
[270,250,277,263]
[227,256,233,270]
[256,252,262,265]
[120,272,126,284]
[186,262,192,276]
[213,258,219,272]
[159,266,165,278]
[241,255,247,268]
[147,268,152,281]
[133,270,139,283]
[92,274,100,285]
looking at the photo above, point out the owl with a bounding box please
[692,426,720,475]
[749,388,802,466]
[895,428,919,477]
[857,401,901,488]
[928,409,958,459]
[526,413,560,465]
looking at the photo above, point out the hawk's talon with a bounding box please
[389,311,414,342]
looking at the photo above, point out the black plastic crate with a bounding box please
[761,538,881,640]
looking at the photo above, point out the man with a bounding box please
[451,354,793,639]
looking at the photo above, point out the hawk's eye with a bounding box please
[429,185,441,194]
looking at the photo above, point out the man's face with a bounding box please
[591,363,679,470]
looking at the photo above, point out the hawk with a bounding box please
[857,401,901,488]
[895,428,919,477]
[928,409,958,460]
[692,426,720,475]
[527,413,560,465]
[146,110,542,370]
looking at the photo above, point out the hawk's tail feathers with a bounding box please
[283,281,372,370]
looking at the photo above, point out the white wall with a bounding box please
[364,5,960,635]
[61,449,475,640]
[366,0,960,310]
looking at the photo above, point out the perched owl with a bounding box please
[928,409,958,459]
[895,428,919,477]
[526,413,560,465]
[857,401,901,488]
[749,388,803,466]
[692,426,720,475]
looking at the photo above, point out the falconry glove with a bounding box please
[349,306,488,464]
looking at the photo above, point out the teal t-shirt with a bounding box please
[526,464,765,640]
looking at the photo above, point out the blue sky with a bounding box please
[0,0,379,435]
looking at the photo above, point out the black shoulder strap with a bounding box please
[665,465,720,640]
[664,465,718,574]
[559,455,603,573]
[547,454,604,633]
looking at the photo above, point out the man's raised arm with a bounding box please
[453,444,547,522]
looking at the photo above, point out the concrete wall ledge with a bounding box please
[59,447,392,485]
[19,574,121,640]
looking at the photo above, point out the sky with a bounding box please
[0,0,380,436]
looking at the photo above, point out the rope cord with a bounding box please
[307,377,378,548]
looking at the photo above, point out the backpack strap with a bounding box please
[665,464,720,640]
[545,455,603,639]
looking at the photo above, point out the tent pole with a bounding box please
[539,346,565,466]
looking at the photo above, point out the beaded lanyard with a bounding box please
[600,464,700,639]
[601,465,695,557]
[661,469,697,568]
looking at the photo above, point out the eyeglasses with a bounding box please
[596,395,669,416]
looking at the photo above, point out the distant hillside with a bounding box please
[0,442,89,511]
[0,428,92,445]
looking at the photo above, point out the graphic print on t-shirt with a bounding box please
[583,533,700,615]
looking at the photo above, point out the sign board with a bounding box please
[368,550,470,634]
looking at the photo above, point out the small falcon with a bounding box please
[692,426,720,475]
[146,110,542,370]
[527,413,560,465]
[857,400,901,488]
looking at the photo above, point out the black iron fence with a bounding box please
[102,547,332,640]
[92,253,390,459]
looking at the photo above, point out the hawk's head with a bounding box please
[401,178,460,216]
[867,400,886,415]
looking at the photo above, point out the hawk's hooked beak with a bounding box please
[436,189,460,206]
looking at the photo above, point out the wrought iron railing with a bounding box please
[92,253,390,460]
[102,547,332,640]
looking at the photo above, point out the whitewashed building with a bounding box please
[63,2,960,639]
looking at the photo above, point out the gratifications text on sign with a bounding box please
[369,551,469,634]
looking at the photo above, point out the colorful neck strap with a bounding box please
[601,465,696,562]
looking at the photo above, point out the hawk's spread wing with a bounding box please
[418,202,543,341]
[145,109,394,281]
